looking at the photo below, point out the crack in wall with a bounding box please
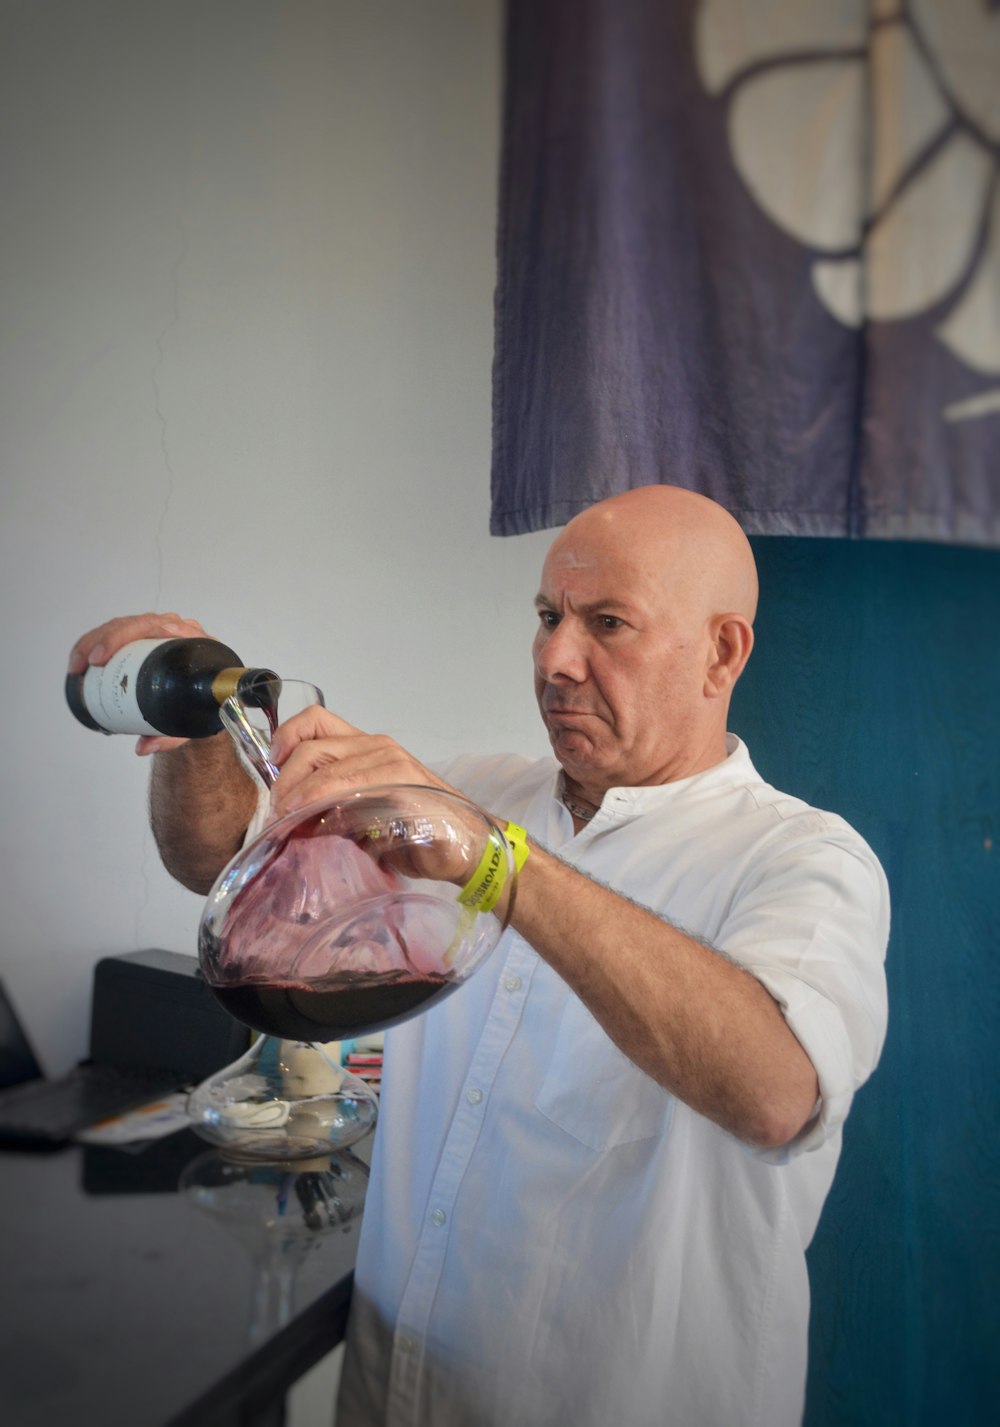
[150,224,189,611]
[136,224,190,950]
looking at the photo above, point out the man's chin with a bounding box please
[549,729,603,774]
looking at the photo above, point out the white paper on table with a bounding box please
[74,1092,192,1145]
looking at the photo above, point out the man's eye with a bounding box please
[538,610,560,629]
[598,615,624,631]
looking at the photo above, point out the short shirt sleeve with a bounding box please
[720,822,890,1163]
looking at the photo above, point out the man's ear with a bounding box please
[704,614,754,698]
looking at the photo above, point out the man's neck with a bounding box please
[560,733,732,811]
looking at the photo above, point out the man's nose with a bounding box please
[535,619,588,682]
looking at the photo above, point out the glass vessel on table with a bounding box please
[179,1146,369,1344]
[187,678,518,1161]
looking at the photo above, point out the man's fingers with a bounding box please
[269,735,443,818]
[68,614,209,758]
[268,708,362,764]
[68,613,206,675]
[135,734,189,756]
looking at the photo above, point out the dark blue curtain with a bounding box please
[733,536,999,1427]
[491,0,1000,545]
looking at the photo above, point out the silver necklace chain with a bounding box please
[562,792,598,822]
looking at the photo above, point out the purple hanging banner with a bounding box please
[491,0,999,545]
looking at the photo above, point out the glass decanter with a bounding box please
[187,677,519,1161]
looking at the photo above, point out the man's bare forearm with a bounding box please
[149,734,259,894]
[508,838,820,1149]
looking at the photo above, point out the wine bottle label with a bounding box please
[80,638,169,735]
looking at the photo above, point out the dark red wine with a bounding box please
[211,972,452,1042]
[265,699,279,739]
[229,669,281,737]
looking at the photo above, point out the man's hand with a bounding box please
[268,707,486,886]
[67,612,258,892]
[267,707,453,814]
[68,612,210,754]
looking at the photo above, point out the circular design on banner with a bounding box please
[694,0,1000,422]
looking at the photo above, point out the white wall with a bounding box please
[0,0,552,1074]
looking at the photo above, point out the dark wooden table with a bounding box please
[0,1129,369,1427]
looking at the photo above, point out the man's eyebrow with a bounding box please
[533,594,635,616]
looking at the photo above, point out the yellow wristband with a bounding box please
[457,830,509,915]
[456,823,531,917]
[503,822,531,875]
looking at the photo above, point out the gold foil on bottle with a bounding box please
[211,667,250,707]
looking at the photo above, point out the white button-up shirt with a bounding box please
[337,738,890,1427]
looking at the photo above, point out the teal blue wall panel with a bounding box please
[731,538,999,1427]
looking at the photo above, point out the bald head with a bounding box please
[551,485,758,627]
[533,485,759,793]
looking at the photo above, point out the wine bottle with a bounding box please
[65,637,279,738]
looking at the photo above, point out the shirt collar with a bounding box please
[554,735,756,825]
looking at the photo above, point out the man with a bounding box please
[70,485,889,1426]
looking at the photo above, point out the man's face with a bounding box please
[532,528,712,794]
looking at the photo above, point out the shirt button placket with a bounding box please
[388,1331,421,1421]
[388,942,535,1427]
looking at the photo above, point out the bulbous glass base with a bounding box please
[179,1146,369,1344]
[186,1036,378,1162]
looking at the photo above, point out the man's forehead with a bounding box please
[543,538,597,572]
[540,532,656,593]
[537,494,758,624]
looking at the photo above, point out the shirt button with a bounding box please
[398,1336,417,1355]
[466,1087,483,1104]
[431,1208,447,1227]
[503,974,522,992]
